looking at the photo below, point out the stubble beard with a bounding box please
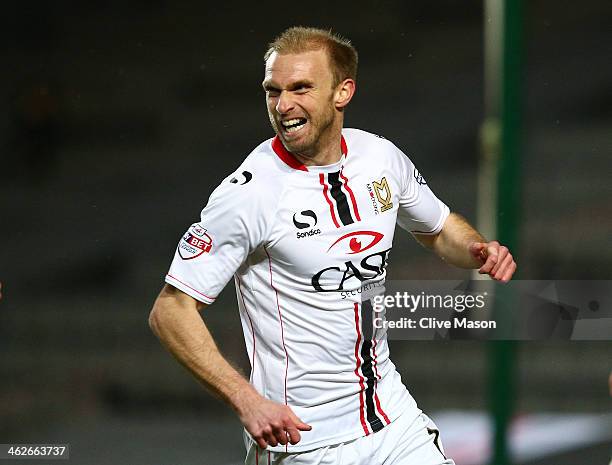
[270,103,336,159]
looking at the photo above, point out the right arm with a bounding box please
[148,284,311,448]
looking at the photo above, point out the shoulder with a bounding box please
[343,128,410,164]
[343,127,392,145]
[207,138,287,207]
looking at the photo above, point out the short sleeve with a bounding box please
[395,148,450,235]
[165,175,271,304]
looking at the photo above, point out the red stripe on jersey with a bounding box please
[339,170,361,221]
[319,173,340,228]
[371,336,390,423]
[353,303,370,436]
[374,391,391,425]
[236,276,256,381]
[166,274,216,301]
[272,136,308,171]
[341,135,348,156]
[255,447,259,465]
[268,451,271,464]
[264,246,290,413]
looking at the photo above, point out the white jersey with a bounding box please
[165,128,450,452]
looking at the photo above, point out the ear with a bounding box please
[334,79,356,109]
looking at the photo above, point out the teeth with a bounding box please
[286,123,306,132]
[282,118,307,133]
[282,118,302,127]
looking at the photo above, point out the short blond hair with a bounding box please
[264,26,358,87]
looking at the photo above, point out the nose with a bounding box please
[275,90,295,115]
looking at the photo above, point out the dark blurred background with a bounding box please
[1,1,611,464]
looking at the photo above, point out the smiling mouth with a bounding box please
[281,118,307,133]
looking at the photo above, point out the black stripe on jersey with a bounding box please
[328,171,354,226]
[360,300,385,433]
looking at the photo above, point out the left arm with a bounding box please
[413,212,517,282]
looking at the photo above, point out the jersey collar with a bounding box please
[271,135,348,172]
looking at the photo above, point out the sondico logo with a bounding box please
[311,231,388,292]
[229,171,252,185]
[372,177,393,212]
[293,210,321,239]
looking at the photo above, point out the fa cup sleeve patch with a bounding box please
[178,223,213,260]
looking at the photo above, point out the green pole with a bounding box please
[498,0,523,248]
[487,1,523,465]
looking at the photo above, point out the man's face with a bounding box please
[263,50,339,157]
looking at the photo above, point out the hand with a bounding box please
[236,390,312,449]
[469,241,516,283]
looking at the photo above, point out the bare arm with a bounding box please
[149,284,310,448]
[413,212,517,282]
[149,284,253,409]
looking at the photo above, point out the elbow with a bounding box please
[148,284,176,335]
[148,299,164,336]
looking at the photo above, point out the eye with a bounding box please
[264,85,280,97]
[327,231,384,254]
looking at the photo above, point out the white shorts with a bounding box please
[244,411,455,465]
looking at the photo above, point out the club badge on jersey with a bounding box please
[178,223,213,260]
